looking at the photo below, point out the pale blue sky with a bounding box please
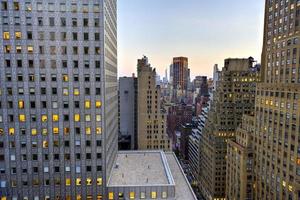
[118,0,265,78]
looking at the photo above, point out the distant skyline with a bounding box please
[118,0,265,79]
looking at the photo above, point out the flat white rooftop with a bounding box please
[108,151,173,186]
[107,151,197,200]
[165,152,197,200]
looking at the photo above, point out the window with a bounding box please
[52,114,59,122]
[65,178,71,186]
[18,100,24,108]
[31,129,37,136]
[2,1,8,10]
[53,127,59,134]
[162,192,167,199]
[74,114,80,122]
[76,178,81,186]
[13,2,19,10]
[108,192,114,200]
[15,32,21,39]
[43,141,48,148]
[49,17,55,26]
[96,127,102,134]
[86,178,92,185]
[96,115,101,122]
[85,100,91,109]
[60,3,66,12]
[97,178,102,185]
[4,45,11,53]
[3,32,10,40]
[74,88,80,96]
[151,192,157,199]
[86,127,91,135]
[130,192,135,199]
[27,46,33,53]
[83,18,89,26]
[9,128,15,135]
[96,101,102,108]
[19,114,26,122]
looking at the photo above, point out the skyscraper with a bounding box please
[199,58,260,199]
[118,76,138,150]
[171,57,189,91]
[137,56,171,150]
[0,0,117,199]
[252,0,300,199]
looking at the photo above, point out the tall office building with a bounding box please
[171,57,189,91]
[199,58,260,199]
[252,0,300,199]
[118,76,138,150]
[0,0,117,199]
[137,56,171,150]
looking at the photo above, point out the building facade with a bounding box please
[118,76,137,150]
[0,0,117,199]
[199,58,260,199]
[226,115,255,200]
[252,0,300,199]
[137,56,171,150]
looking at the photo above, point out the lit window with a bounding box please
[162,191,167,199]
[16,46,21,53]
[86,178,92,185]
[15,32,21,39]
[4,45,11,53]
[13,2,19,10]
[85,100,91,109]
[18,100,24,108]
[9,128,15,135]
[63,75,68,82]
[64,127,70,135]
[86,127,91,135]
[74,88,80,96]
[97,178,102,185]
[74,114,80,122]
[52,114,59,122]
[19,114,26,122]
[151,192,157,199]
[65,178,71,186]
[140,192,146,199]
[108,192,114,200]
[130,192,135,199]
[85,114,91,122]
[76,195,81,200]
[42,129,48,135]
[3,32,10,40]
[63,88,68,95]
[0,128,3,135]
[41,115,48,122]
[27,46,33,53]
[76,178,81,186]
[96,115,101,122]
[43,141,48,148]
[53,127,59,134]
[96,127,102,134]
[31,129,37,135]
[96,101,102,108]
[66,196,71,200]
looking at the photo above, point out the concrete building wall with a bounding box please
[0,0,117,199]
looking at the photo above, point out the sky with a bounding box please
[118,0,265,79]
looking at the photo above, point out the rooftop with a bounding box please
[107,151,197,200]
[165,152,197,200]
[107,151,173,186]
